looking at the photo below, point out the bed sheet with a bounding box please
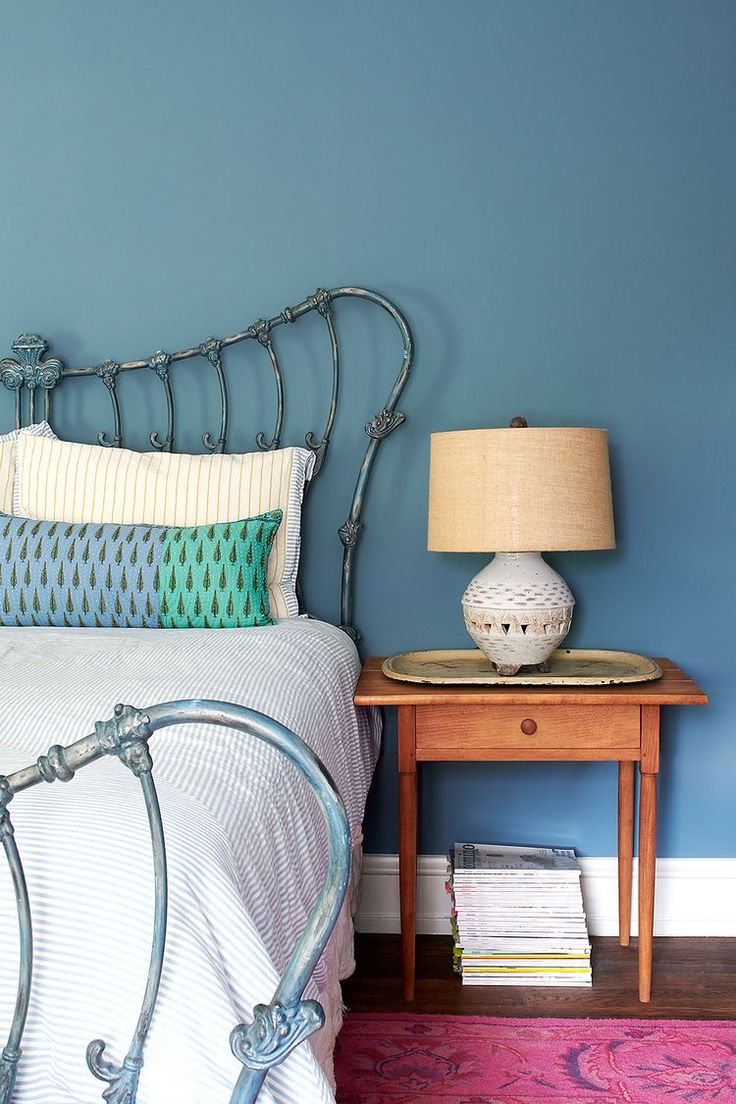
[0,618,379,1104]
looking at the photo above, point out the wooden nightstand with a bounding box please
[354,657,707,1002]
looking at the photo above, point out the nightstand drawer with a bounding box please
[415,704,640,752]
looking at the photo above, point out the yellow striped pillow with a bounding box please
[0,423,56,513]
[14,434,315,619]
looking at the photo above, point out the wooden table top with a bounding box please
[354,657,708,707]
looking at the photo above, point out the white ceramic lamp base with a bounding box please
[461,552,575,676]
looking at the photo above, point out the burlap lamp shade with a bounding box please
[428,427,615,553]
[428,424,615,675]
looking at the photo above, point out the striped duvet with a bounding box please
[0,618,379,1104]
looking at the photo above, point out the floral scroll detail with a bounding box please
[0,360,23,393]
[147,353,174,451]
[0,334,64,393]
[338,518,362,548]
[249,321,284,452]
[199,337,222,366]
[87,1041,143,1104]
[230,999,324,1071]
[304,431,328,474]
[247,319,273,347]
[306,288,332,318]
[96,361,123,448]
[199,338,228,453]
[95,704,153,777]
[147,351,171,381]
[95,360,121,390]
[0,779,13,844]
[365,407,405,440]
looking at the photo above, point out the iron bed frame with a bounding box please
[0,285,414,641]
[0,286,415,1103]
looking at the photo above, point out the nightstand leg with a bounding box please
[638,705,660,1003]
[397,706,417,1001]
[618,761,635,946]
[638,772,657,1001]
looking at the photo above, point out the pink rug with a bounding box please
[334,1013,736,1103]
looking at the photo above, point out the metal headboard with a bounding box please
[0,286,414,642]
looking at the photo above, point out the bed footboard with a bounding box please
[0,700,351,1104]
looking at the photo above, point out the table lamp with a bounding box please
[427,419,615,675]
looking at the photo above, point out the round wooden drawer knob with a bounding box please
[520,718,538,735]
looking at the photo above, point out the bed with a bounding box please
[0,287,414,1104]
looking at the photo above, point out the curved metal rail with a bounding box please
[0,700,352,1104]
[0,782,32,1103]
[0,286,415,642]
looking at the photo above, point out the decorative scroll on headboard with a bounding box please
[0,286,414,642]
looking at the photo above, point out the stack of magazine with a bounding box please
[448,841,592,986]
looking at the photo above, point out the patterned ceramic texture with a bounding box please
[462,552,574,674]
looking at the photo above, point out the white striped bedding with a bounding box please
[0,618,379,1104]
[0,422,56,513]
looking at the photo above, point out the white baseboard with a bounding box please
[356,854,736,937]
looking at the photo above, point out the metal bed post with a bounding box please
[0,701,351,1104]
[0,781,32,1104]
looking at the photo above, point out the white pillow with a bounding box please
[0,422,56,513]
[14,434,315,619]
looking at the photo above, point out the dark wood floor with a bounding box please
[342,935,736,1019]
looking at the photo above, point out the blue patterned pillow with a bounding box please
[0,510,282,628]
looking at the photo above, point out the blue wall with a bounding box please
[1,1,734,857]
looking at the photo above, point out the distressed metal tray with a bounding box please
[382,648,662,686]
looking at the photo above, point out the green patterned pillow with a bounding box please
[0,509,282,629]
